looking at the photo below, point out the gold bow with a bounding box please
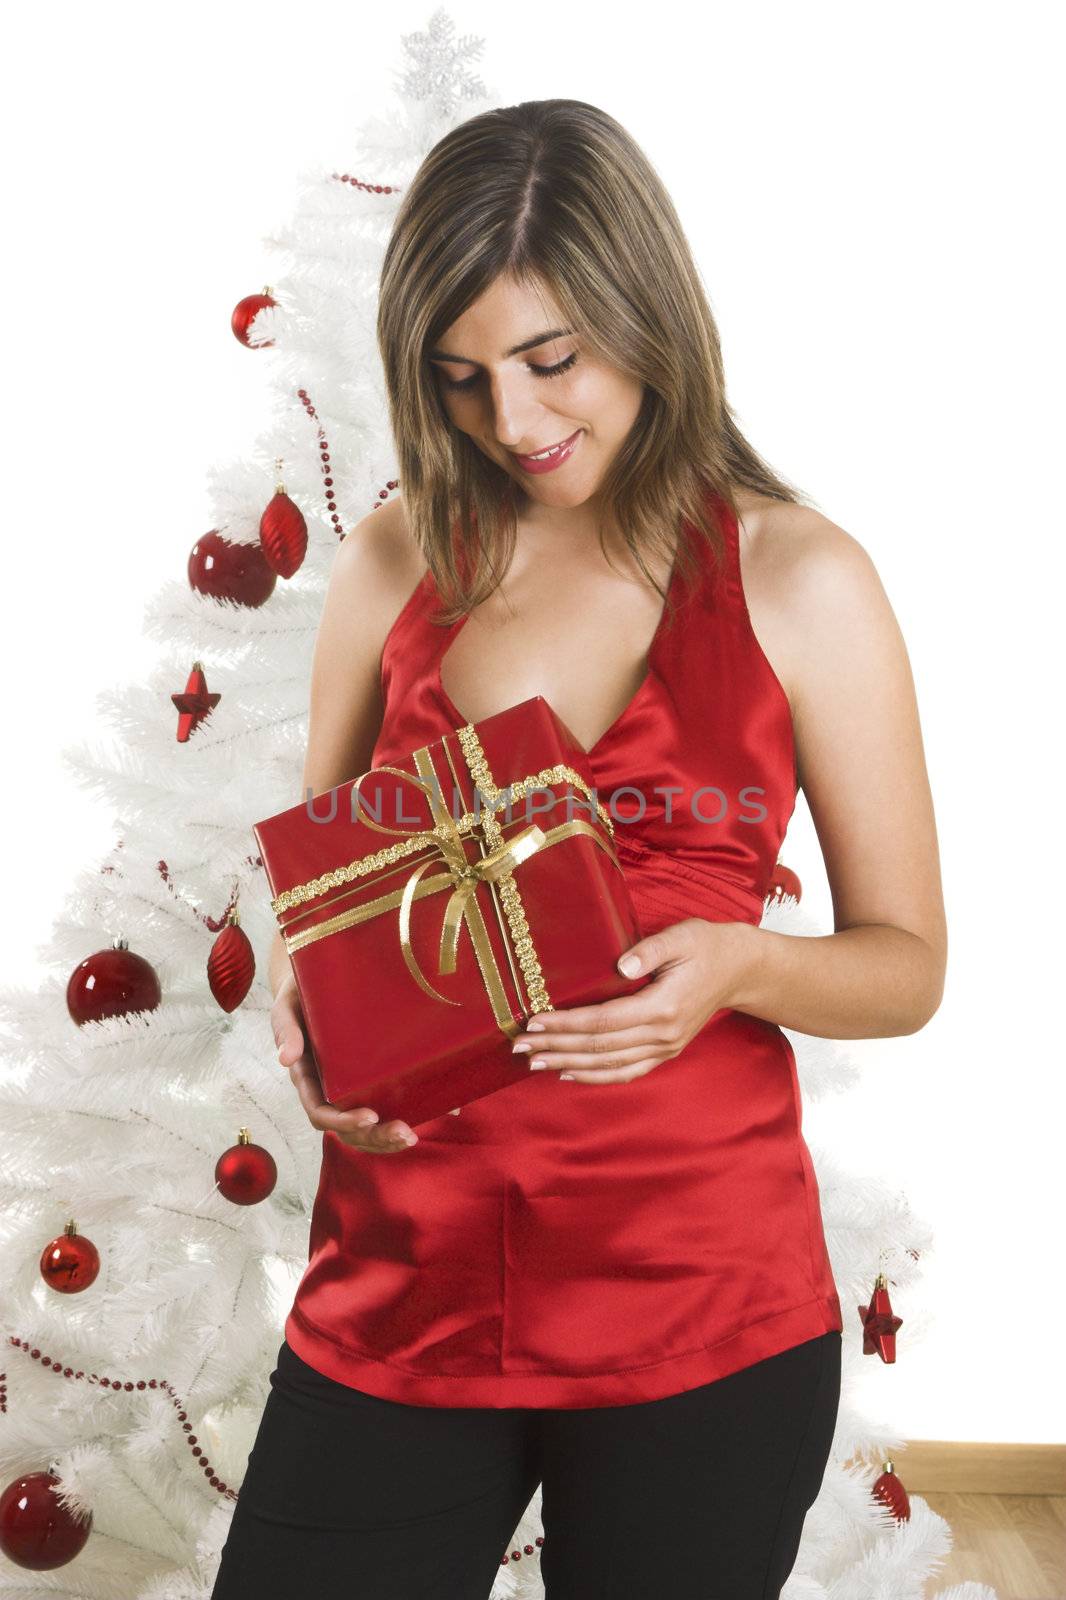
[350,756,548,1005]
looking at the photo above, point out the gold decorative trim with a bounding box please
[270,758,611,915]
[457,724,552,1015]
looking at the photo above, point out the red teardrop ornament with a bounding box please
[259,489,308,578]
[208,915,255,1012]
[872,1461,912,1522]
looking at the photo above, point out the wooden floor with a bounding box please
[914,1490,1064,1597]
[888,1442,1065,1599]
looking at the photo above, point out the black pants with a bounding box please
[210,1329,840,1600]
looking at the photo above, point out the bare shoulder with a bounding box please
[734,490,885,617]
[301,495,429,795]
[733,491,901,711]
[331,492,428,629]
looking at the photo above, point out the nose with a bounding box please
[486,370,546,451]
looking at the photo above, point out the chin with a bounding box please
[527,482,594,507]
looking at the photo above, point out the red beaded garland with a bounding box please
[7,1334,237,1501]
[295,387,400,544]
[4,1334,545,1557]
[295,389,347,542]
[331,172,399,194]
[156,860,257,934]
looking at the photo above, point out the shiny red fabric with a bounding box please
[284,490,843,1408]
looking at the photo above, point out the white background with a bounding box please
[2,0,1061,1444]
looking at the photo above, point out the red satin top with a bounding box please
[284,489,843,1408]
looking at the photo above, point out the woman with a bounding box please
[212,99,946,1598]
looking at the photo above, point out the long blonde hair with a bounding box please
[377,97,811,624]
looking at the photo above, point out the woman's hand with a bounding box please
[271,977,420,1152]
[510,918,760,1082]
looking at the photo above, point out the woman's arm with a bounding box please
[268,493,423,1003]
[503,506,949,1085]
[726,506,947,1039]
[270,493,439,1150]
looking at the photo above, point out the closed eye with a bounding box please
[438,352,578,392]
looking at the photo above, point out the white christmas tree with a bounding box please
[0,11,998,1598]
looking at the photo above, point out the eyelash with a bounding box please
[439,352,578,392]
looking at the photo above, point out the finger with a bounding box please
[614,926,695,979]
[286,1054,418,1152]
[560,1056,664,1085]
[513,1020,669,1059]
[335,1121,420,1154]
[521,980,675,1040]
[307,1092,417,1151]
[336,1132,422,1158]
[288,1053,327,1115]
[274,1019,306,1069]
[526,1041,672,1074]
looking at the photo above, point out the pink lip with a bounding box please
[509,430,582,474]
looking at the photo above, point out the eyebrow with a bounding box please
[427,326,575,364]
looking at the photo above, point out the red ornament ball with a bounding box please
[40,1222,100,1294]
[189,531,277,608]
[215,1130,277,1205]
[231,290,276,347]
[0,1471,92,1570]
[207,916,255,1013]
[259,489,308,578]
[66,938,161,1026]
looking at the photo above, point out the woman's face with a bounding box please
[428,273,644,515]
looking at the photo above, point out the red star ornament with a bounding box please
[857,1271,903,1361]
[172,661,221,742]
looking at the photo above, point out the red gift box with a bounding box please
[252,696,650,1128]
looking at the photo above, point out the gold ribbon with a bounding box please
[355,761,547,1005]
[271,725,619,1027]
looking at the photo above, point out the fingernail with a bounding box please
[618,954,641,976]
[399,1132,418,1146]
[512,1039,532,1053]
[526,1018,546,1031]
[528,1058,548,1070]
[559,1073,575,1081]
[354,1113,378,1128]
